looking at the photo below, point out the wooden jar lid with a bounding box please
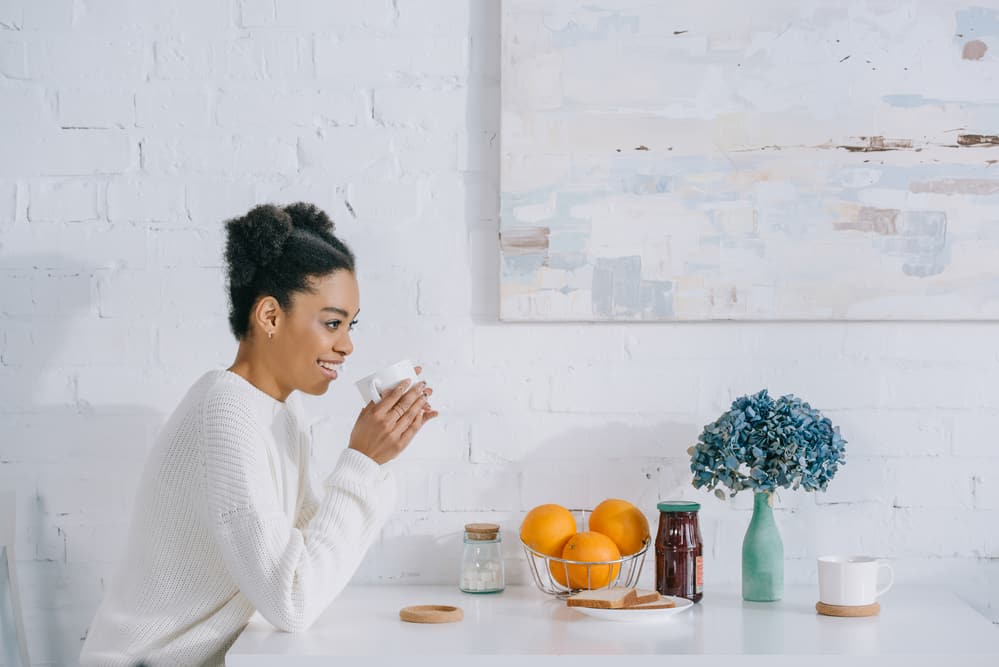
[816,601,880,617]
[399,605,464,624]
[464,523,500,540]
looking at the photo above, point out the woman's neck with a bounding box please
[228,342,290,402]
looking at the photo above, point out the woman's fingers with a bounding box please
[350,369,436,464]
[401,408,439,443]
[401,410,426,441]
[372,379,412,419]
[392,382,427,418]
[393,385,429,430]
[397,394,438,439]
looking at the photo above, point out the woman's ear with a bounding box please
[253,296,281,338]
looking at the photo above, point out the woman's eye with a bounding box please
[349,320,359,331]
[325,320,341,330]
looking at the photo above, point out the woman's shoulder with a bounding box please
[180,371,308,444]
[152,371,258,449]
[181,369,275,427]
[207,367,272,401]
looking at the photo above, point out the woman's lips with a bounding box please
[317,360,340,380]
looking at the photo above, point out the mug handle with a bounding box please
[875,559,894,598]
[369,378,383,402]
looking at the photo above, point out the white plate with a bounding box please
[572,596,694,622]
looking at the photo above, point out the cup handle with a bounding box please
[369,379,382,402]
[875,560,894,598]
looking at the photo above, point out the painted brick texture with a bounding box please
[0,2,997,664]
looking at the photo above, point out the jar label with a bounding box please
[695,556,704,593]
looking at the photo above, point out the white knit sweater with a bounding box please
[80,370,396,666]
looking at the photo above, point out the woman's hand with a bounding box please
[348,366,439,465]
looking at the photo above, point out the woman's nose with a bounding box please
[336,332,353,356]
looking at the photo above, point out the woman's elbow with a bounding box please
[255,573,346,632]
[277,619,310,633]
[269,616,309,633]
[257,607,318,632]
[264,605,319,633]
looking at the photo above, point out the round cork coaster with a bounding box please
[816,601,880,617]
[399,605,464,624]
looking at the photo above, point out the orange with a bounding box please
[559,531,622,589]
[548,557,571,588]
[589,498,650,556]
[520,504,577,558]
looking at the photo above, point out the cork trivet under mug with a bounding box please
[816,555,893,618]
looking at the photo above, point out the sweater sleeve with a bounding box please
[200,395,396,632]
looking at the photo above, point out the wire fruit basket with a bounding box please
[521,509,649,598]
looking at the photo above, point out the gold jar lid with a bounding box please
[464,523,500,540]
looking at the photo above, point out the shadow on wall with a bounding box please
[0,253,163,664]
[359,417,702,587]
[511,417,702,543]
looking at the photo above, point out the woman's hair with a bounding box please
[223,202,355,339]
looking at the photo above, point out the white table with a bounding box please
[226,584,999,666]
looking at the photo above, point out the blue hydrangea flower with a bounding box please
[689,389,847,499]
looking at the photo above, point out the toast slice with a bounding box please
[621,594,677,610]
[627,589,661,606]
[565,587,639,609]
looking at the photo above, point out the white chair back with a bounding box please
[0,490,14,547]
[0,490,30,667]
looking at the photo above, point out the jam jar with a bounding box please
[655,501,703,602]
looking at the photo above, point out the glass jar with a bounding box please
[459,523,505,594]
[655,501,703,602]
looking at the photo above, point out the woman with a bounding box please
[80,202,437,666]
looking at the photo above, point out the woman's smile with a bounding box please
[317,359,342,380]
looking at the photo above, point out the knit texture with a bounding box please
[80,370,396,666]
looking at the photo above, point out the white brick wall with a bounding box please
[28,180,101,222]
[0,181,16,222]
[1,2,997,664]
[135,84,212,128]
[0,33,27,78]
[58,87,133,129]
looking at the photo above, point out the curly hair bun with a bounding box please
[224,204,293,288]
[282,201,335,236]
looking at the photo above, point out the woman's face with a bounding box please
[273,270,360,396]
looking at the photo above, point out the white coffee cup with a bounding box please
[355,359,418,404]
[817,555,894,606]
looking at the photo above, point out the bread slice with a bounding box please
[627,589,661,606]
[621,594,677,610]
[565,587,639,609]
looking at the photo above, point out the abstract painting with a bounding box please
[500,1,999,320]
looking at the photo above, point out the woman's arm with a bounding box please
[200,397,395,632]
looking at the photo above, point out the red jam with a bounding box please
[655,501,703,603]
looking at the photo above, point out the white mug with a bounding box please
[817,555,894,606]
[355,360,418,405]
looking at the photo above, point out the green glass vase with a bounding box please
[742,491,783,601]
